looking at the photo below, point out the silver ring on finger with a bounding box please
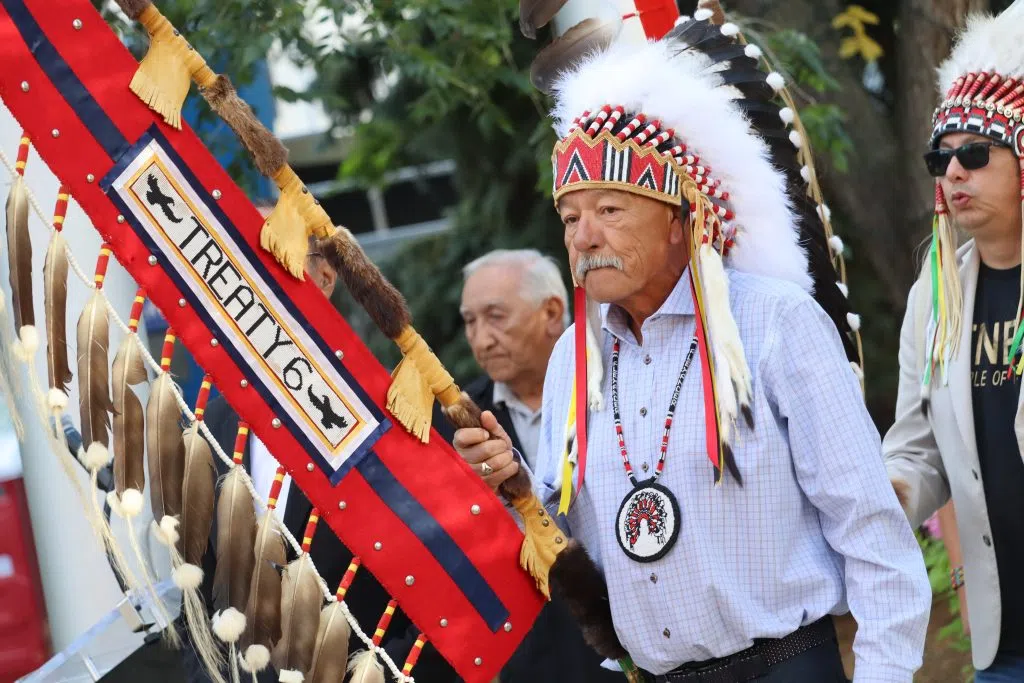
[480,461,493,476]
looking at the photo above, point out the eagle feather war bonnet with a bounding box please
[543,2,862,497]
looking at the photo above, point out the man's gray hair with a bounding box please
[463,249,570,329]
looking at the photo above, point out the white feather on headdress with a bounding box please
[549,36,810,293]
[936,0,1024,97]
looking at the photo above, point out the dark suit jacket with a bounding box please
[434,377,623,683]
[181,396,457,683]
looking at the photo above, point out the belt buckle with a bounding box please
[730,652,769,681]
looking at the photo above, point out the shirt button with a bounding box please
[641,462,649,472]
[650,573,657,584]
[973,470,979,480]
[644,355,652,365]
[640,407,648,417]
[663,628,671,639]
[983,535,992,547]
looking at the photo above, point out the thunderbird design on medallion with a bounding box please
[616,480,681,563]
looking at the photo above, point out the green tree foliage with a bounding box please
[312,1,566,382]
[314,2,870,390]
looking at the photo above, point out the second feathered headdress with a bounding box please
[924,0,1024,399]
[545,5,858,495]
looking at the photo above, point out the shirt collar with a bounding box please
[600,267,694,342]
[493,382,541,418]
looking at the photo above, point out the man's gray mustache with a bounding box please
[575,254,624,282]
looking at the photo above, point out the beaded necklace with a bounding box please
[610,336,698,486]
[610,335,698,563]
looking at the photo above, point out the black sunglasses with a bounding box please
[923,141,1009,177]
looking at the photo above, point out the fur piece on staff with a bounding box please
[241,511,285,674]
[346,651,384,683]
[272,554,322,681]
[214,465,257,613]
[306,599,351,683]
[112,335,146,495]
[6,173,36,358]
[318,232,409,340]
[179,423,225,680]
[200,77,319,279]
[549,540,627,660]
[529,18,619,94]
[519,0,569,38]
[76,290,113,449]
[112,0,151,20]
[43,232,72,393]
[146,373,184,520]
[202,76,287,179]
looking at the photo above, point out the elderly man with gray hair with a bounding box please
[451,248,621,682]
[459,249,569,469]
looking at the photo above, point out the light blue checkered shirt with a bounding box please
[531,269,930,681]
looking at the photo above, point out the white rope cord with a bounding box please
[0,144,414,683]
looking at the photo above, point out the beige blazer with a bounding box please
[883,240,1016,670]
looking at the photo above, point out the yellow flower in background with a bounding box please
[833,5,884,63]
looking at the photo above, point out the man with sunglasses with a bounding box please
[884,2,1024,680]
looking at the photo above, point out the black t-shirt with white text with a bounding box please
[971,262,1024,657]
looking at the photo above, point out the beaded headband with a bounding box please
[930,71,1024,155]
[552,106,735,247]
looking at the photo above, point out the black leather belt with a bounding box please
[647,616,837,683]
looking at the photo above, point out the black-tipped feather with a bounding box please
[664,16,716,45]
[669,19,857,361]
[702,44,749,64]
[719,69,776,100]
[722,444,743,486]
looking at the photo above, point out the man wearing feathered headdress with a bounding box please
[885,2,1024,679]
[455,5,930,682]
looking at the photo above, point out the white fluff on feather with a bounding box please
[212,608,246,643]
[699,245,751,440]
[937,1,1024,96]
[550,37,811,292]
[584,295,605,411]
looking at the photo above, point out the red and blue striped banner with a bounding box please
[0,0,543,679]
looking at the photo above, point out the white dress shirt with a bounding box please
[248,434,291,523]
[532,268,931,681]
